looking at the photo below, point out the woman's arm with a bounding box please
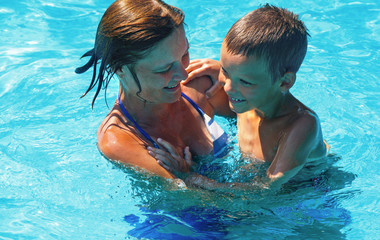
[149,139,276,193]
[98,125,190,178]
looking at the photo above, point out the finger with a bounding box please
[187,59,205,70]
[186,59,203,70]
[184,146,192,166]
[189,59,203,64]
[156,160,171,172]
[184,59,214,82]
[157,138,180,158]
[153,152,176,169]
[183,65,204,84]
[186,68,217,86]
[186,60,203,71]
[148,147,176,168]
[185,69,203,83]
[147,146,173,158]
[206,81,223,98]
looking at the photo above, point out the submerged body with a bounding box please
[97,26,232,178]
[165,5,330,190]
[76,0,232,179]
[97,78,231,178]
[237,98,326,163]
[236,96,328,184]
[219,45,328,184]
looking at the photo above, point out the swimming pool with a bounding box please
[0,0,379,239]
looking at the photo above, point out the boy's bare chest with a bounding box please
[237,116,286,162]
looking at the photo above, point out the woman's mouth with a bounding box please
[164,82,181,91]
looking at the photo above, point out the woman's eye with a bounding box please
[159,69,170,74]
[156,65,172,74]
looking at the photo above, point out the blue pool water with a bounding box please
[0,0,379,239]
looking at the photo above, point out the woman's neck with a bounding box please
[118,89,180,127]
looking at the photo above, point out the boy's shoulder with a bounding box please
[285,98,321,136]
[281,104,327,159]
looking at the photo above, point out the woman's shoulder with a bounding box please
[96,112,174,178]
[97,110,143,160]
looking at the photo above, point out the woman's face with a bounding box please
[120,25,190,104]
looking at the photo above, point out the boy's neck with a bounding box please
[243,92,295,120]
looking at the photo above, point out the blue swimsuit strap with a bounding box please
[118,95,160,149]
[182,93,229,158]
[181,92,205,117]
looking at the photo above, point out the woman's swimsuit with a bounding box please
[117,93,229,158]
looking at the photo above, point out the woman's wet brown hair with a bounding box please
[75,0,185,107]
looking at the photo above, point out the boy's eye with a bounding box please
[221,67,229,77]
[240,79,253,85]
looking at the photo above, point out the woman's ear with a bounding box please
[279,72,296,92]
[115,66,125,79]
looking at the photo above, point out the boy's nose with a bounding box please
[223,78,234,93]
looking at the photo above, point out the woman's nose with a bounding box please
[179,64,188,80]
[174,63,188,81]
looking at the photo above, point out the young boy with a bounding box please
[152,4,329,189]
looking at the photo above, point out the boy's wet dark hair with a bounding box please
[75,0,185,107]
[224,4,309,83]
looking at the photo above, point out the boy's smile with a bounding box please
[219,42,283,116]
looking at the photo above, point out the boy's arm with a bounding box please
[266,113,324,187]
[207,83,235,117]
[183,172,266,192]
[184,59,222,98]
[186,114,324,191]
[182,73,235,118]
[150,139,270,192]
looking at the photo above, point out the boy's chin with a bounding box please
[230,104,260,114]
[230,105,247,114]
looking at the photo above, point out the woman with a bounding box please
[76,0,233,178]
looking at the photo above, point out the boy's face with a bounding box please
[219,43,282,114]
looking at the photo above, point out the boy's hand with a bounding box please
[183,59,223,98]
[147,138,192,176]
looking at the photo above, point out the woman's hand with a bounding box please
[147,138,192,176]
[183,59,223,98]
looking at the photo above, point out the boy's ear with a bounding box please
[279,72,296,92]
